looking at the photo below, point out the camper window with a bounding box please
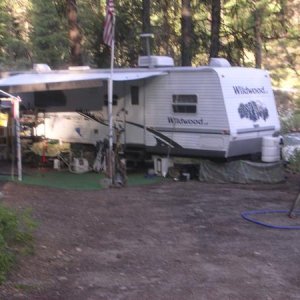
[172,95,197,113]
[34,91,67,107]
[131,86,139,105]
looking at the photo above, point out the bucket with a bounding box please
[261,136,281,162]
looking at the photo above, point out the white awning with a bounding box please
[112,71,165,81]
[0,70,166,93]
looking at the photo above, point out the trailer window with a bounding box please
[34,90,67,107]
[172,95,197,113]
[131,86,139,105]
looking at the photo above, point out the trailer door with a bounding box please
[124,80,145,147]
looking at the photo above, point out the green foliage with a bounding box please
[276,87,300,133]
[0,0,32,70]
[151,1,181,63]
[286,148,300,173]
[30,0,69,68]
[191,1,211,64]
[0,204,36,284]
[281,113,300,134]
[77,0,107,67]
[0,0,298,94]
[115,0,148,66]
[279,115,294,134]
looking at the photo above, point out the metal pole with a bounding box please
[108,15,115,182]
[14,98,22,181]
[0,90,22,181]
[140,33,154,67]
[108,43,114,155]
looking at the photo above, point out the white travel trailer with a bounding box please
[0,57,280,160]
[116,60,280,159]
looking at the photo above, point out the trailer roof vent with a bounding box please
[33,64,51,72]
[209,58,231,67]
[138,56,174,68]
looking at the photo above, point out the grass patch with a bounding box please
[0,205,36,284]
[0,169,165,190]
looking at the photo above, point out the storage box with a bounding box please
[153,156,173,177]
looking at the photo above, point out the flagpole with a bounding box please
[108,14,115,181]
[103,0,115,182]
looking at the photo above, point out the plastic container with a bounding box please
[153,156,173,177]
[53,158,60,170]
[72,158,89,173]
[261,136,281,162]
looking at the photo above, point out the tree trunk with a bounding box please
[209,0,221,59]
[142,0,151,33]
[66,0,83,66]
[181,0,192,66]
[253,8,262,68]
[141,0,152,56]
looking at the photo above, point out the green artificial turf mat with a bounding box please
[0,169,163,190]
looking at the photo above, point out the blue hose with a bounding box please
[241,210,300,229]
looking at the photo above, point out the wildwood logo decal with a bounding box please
[238,101,269,121]
[168,116,207,125]
[233,86,267,95]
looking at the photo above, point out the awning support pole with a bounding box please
[0,89,22,181]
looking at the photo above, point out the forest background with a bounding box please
[0,0,299,126]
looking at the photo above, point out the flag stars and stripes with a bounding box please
[103,0,115,47]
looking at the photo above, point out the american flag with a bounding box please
[103,0,115,47]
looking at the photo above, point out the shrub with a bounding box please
[286,148,300,173]
[0,204,36,284]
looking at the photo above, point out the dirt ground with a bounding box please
[0,172,300,300]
